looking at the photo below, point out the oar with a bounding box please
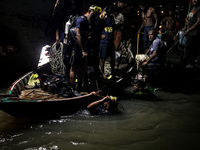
[0,93,15,97]
[167,32,186,54]
[167,40,180,54]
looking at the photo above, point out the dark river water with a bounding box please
[1,84,200,150]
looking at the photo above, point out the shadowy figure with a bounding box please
[138,0,158,52]
[182,0,200,68]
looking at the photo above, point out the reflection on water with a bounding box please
[1,88,200,150]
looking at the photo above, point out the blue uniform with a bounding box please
[99,16,115,59]
[69,16,90,65]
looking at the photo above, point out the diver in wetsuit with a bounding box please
[87,93,118,115]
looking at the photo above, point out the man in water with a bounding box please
[138,1,158,52]
[87,92,118,115]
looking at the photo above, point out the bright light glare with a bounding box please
[37,45,51,68]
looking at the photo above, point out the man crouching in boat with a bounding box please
[134,29,164,93]
[87,92,119,115]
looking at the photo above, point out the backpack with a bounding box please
[62,15,80,66]
[40,74,73,98]
[64,14,81,45]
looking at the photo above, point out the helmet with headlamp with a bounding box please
[90,6,102,13]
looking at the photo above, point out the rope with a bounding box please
[52,0,60,15]
[187,0,192,19]
[137,34,140,70]
[50,42,66,76]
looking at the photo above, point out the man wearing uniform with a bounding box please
[69,5,98,90]
[99,11,115,79]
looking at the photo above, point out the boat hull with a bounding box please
[0,71,103,118]
[0,94,101,118]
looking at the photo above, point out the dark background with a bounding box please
[0,0,189,88]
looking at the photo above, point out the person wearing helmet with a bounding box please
[69,5,100,92]
[87,94,118,115]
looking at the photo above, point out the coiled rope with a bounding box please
[50,42,66,76]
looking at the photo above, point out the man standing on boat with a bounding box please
[138,1,158,52]
[99,8,116,79]
[113,1,125,51]
[69,5,99,91]
[183,0,200,68]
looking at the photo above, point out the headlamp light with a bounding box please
[90,6,102,13]
[110,96,117,102]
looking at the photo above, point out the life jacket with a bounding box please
[27,73,40,87]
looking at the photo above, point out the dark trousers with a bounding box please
[143,25,154,49]
[183,35,200,66]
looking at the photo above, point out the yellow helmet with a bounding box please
[90,6,102,13]
[110,96,117,102]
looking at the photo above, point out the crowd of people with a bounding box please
[35,0,200,115]
[140,0,200,67]
[45,0,200,95]
[134,0,200,92]
[49,1,126,93]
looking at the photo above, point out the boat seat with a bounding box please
[143,63,166,86]
[145,63,164,70]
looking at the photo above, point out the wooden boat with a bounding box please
[0,38,134,118]
[0,71,103,118]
